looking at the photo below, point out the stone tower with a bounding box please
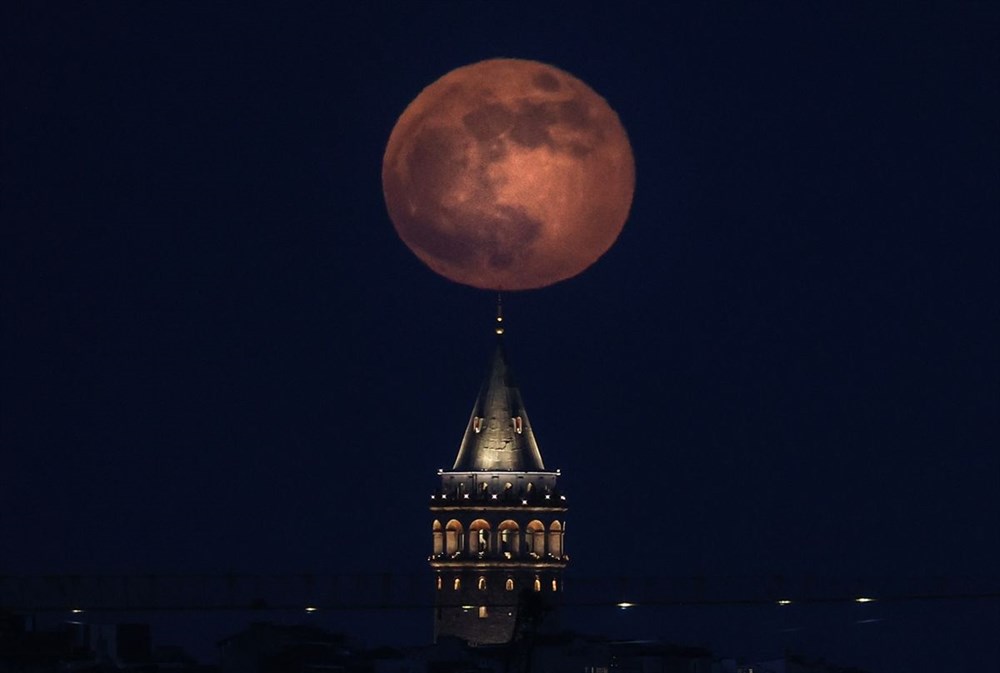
[429,310,568,644]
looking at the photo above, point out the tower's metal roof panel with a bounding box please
[451,340,546,472]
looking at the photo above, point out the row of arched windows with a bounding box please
[436,575,559,592]
[432,519,565,558]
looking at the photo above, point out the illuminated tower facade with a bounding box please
[429,312,568,644]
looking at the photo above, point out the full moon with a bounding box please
[383,58,635,290]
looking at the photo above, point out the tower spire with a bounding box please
[495,292,504,336]
[451,297,545,472]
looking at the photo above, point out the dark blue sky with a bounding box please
[2,2,997,669]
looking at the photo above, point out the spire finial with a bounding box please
[495,292,504,336]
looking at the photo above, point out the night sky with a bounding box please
[2,3,998,669]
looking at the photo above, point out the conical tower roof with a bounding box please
[451,321,546,472]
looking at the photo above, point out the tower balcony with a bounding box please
[430,489,567,511]
[428,553,569,570]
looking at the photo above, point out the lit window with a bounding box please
[478,606,488,619]
[552,579,558,592]
[533,577,541,592]
[436,576,442,590]
[512,416,523,433]
[478,577,487,591]
[505,578,514,591]
[453,578,461,591]
[473,417,482,433]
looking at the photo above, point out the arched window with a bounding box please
[499,520,519,557]
[478,576,487,591]
[533,576,541,592]
[432,520,443,556]
[436,575,442,590]
[551,579,558,592]
[470,519,491,554]
[445,520,464,556]
[505,578,515,591]
[453,577,461,591]
[548,521,563,558]
[526,520,545,556]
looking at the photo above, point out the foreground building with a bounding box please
[429,311,568,644]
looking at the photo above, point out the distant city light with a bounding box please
[777,599,792,606]
[70,608,84,614]
[855,597,876,603]
[617,602,636,609]
[305,606,318,613]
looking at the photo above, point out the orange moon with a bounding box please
[382,59,635,290]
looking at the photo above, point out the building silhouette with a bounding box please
[429,309,568,644]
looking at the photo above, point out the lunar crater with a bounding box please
[508,101,558,149]
[532,71,561,91]
[462,103,514,141]
[406,127,470,200]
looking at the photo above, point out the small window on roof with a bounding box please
[512,416,523,433]
[473,417,482,433]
